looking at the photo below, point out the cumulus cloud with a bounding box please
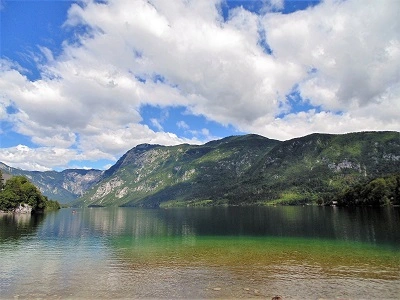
[0,0,399,170]
[0,145,78,171]
[62,0,304,125]
[248,110,400,141]
[0,124,198,171]
[78,122,198,157]
[263,0,400,111]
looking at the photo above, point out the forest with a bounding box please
[0,171,60,212]
[334,173,400,206]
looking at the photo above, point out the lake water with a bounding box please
[1,206,399,299]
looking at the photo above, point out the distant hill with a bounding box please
[0,163,103,203]
[72,131,400,207]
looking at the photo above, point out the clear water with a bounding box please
[1,206,399,299]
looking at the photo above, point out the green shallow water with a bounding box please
[112,235,399,274]
[1,206,399,299]
[112,235,400,280]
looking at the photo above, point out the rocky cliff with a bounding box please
[0,163,103,203]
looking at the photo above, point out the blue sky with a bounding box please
[0,0,399,171]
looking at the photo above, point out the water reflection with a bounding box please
[103,206,400,299]
[1,207,399,299]
[142,206,400,247]
[329,206,400,246]
[50,206,400,248]
[0,213,45,242]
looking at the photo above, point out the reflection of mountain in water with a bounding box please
[0,213,45,242]
[103,206,400,297]
[0,205,398,299]
[78,206,400,248]
[154,206,400,247]
[36,208,173,239]
[28,207,400,248]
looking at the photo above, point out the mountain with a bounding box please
[75,134,280,207]
[0,162,103,203]
[2,131,399,207]
[74,131,400,207]
[336,173,400,206]
[229,131,400,205]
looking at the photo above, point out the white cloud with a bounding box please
[246,108,400,142]
[103,163,113,170]
[0,100,7,121]
[150,118,164,131]
[77,122,199,158]
[0,0,399,170]
[0,123,200,171]
[176,120,189,130]
[0,145,78,171]
[62,0,303,126]
[263,0,400,112]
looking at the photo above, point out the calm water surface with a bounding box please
[0,206,399,299]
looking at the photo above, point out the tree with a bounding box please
[364,178,389,206]
[0,170,4,190]
[0,175,60,212]
[0,189,17,211]
[337,174,400,206]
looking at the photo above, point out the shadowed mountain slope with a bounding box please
[74,131,400,207]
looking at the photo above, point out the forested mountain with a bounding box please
[1,131,398,207]
[76,134,279,207]
[230,132,400,205]
[0,163,103,203]
[73,131,400,207]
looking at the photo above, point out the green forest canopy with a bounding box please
[0,171,60,212]
[334,173,400,206]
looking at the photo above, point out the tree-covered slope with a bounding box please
[232,131,400,205]
[336,173,400,206]
[75,134,280,207]
[2,131,399,207]
[0,175,60,212]
[0,163,103,203]
[74,131,400,207]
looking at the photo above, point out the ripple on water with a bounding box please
[1,207,400,299]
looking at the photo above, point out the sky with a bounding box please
[0,0,399,171]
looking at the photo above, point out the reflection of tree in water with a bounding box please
[87,206,400,246]
[0,213,45,242]
[156,206,400,246]
[107,207,400,299]
[330,206,400,247]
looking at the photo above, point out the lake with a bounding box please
[1,206,399,299]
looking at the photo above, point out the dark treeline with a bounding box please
[335,173,400,206]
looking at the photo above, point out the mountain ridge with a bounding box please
[1,131,399,206]
[75,131,400,207]
[0,163,103,203]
